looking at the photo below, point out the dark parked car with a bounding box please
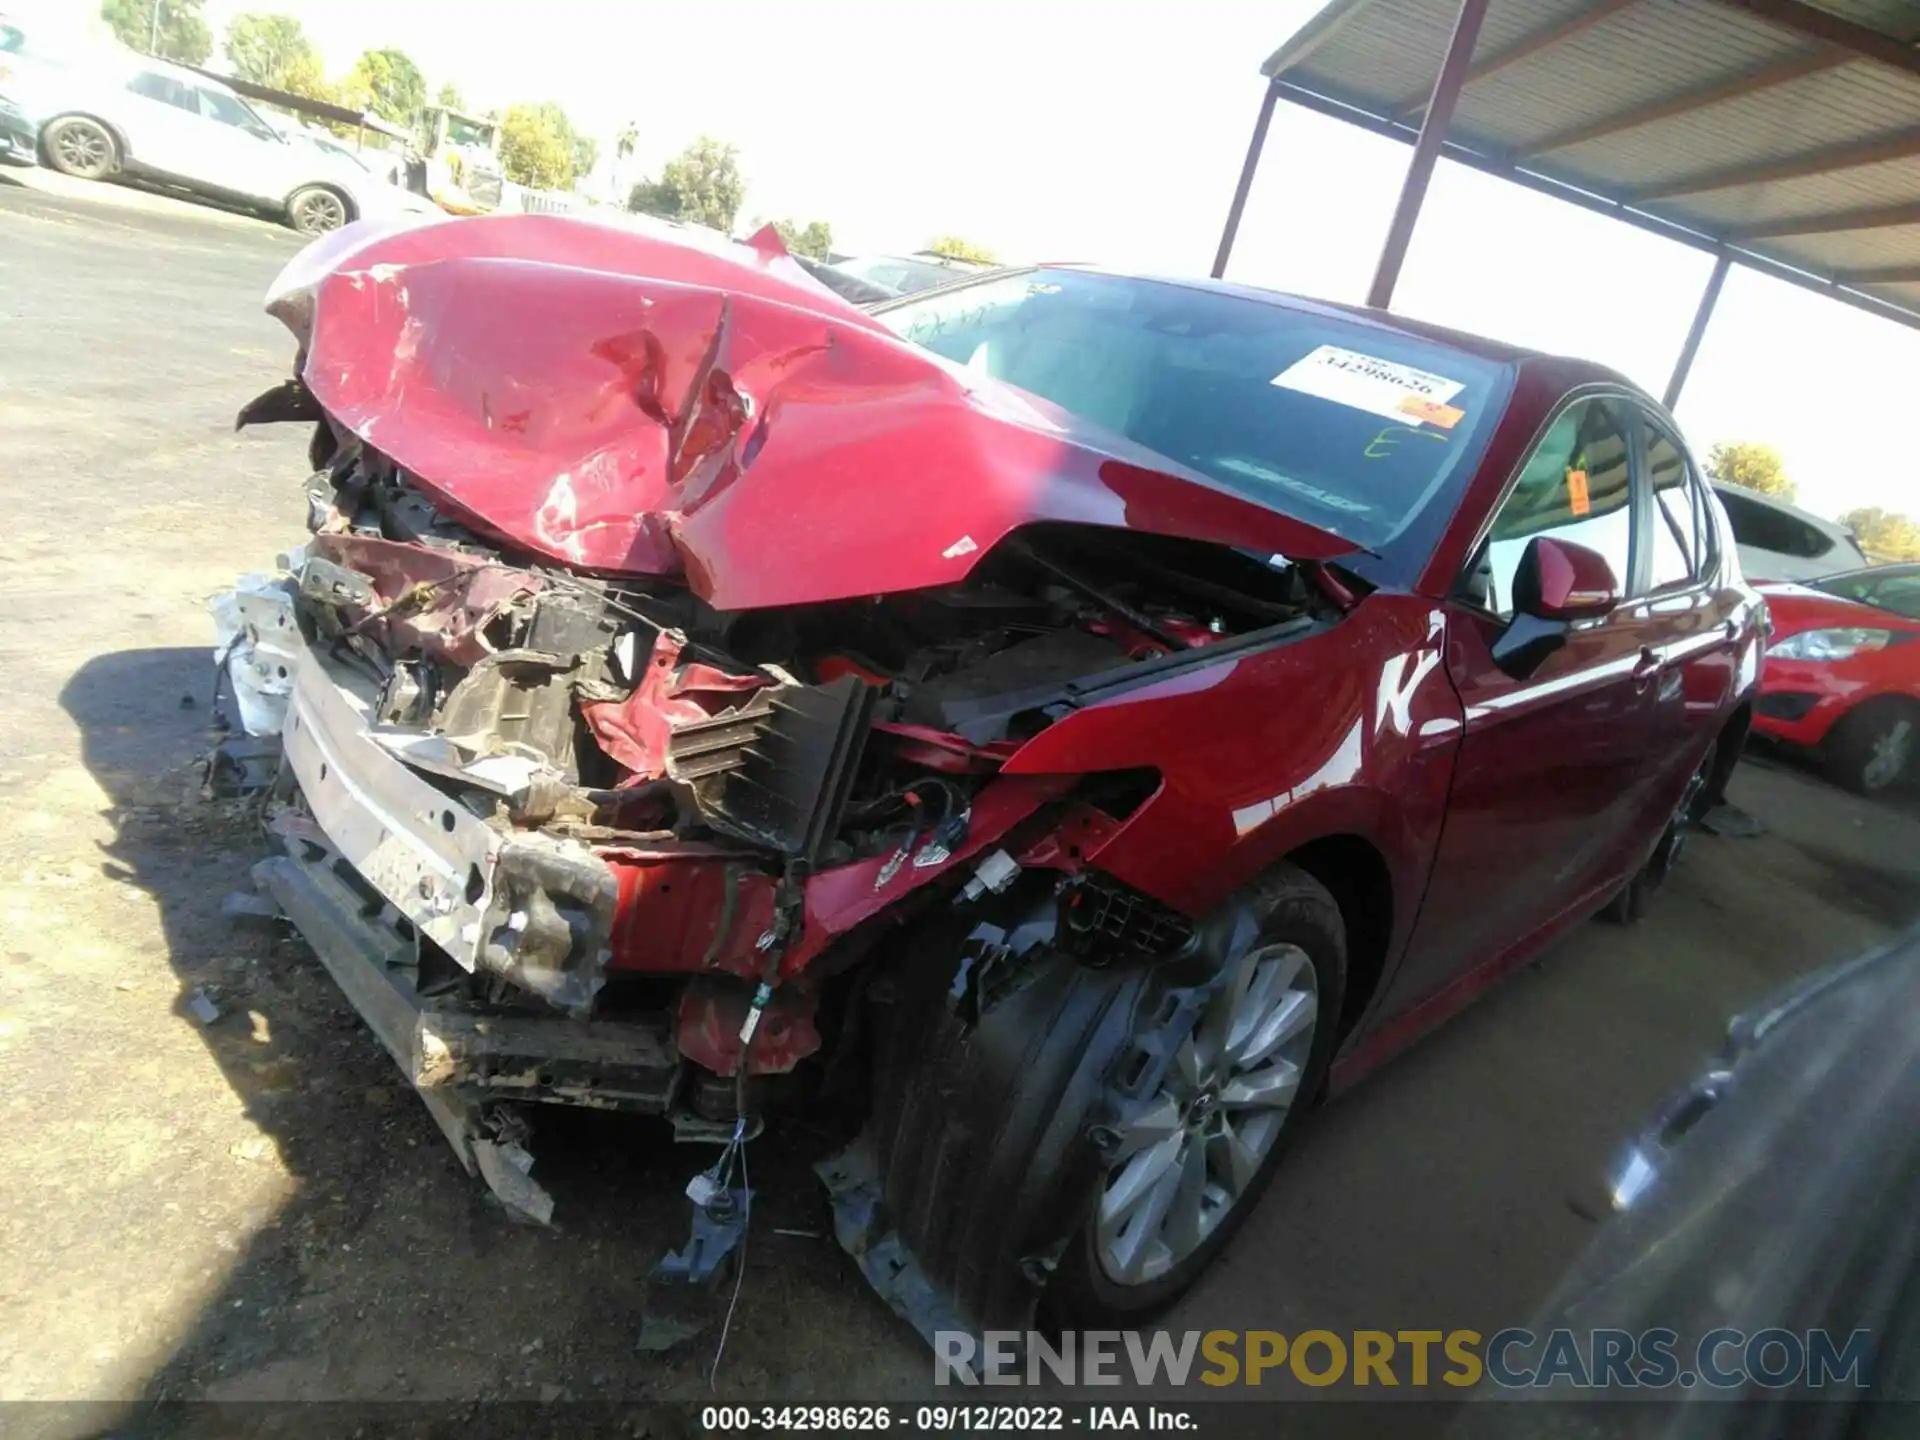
[216,218,1765,1338]
[1463,927,1920,1436]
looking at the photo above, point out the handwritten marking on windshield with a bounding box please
[1365,425,1451,460]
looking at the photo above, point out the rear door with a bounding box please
[120,69,204,176]
[1390,393,1659,1009]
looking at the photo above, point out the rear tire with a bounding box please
[1601,735,1720,925]
[42,117,117,180]
[286,185,351,235]
[1827,700,1918,796]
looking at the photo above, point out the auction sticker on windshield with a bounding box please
[1272,345,1466,428]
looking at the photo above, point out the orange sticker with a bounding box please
[1567,468,1591,516]
[1398,394,1465,429]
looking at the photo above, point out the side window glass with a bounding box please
[128,72,197,111]
[1644,424,1709,589]
[200,88,259,131]
[1463,397,1633,617]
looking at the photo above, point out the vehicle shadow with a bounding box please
[59,646,926,1420]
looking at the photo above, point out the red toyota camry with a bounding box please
[216,217,1765,1340]
[1755,564,1920,793]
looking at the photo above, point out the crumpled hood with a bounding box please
[267,213,1356,610]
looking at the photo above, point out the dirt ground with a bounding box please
[3,165,1918,1430]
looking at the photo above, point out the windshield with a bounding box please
[876,269,1511,552]
[444,115,494,147]
[1812,565,1920,622]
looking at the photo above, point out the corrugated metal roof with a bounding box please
[1263,0,1920,328]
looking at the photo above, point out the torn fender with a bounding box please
[270,215,1357,610]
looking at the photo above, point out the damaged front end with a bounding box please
[215,213,1350,1310]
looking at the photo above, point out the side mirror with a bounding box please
[1492,537,1619,678]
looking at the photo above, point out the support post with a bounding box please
[1212,78,1281,279]
[1365,0,1491,309]
[1663,252,1732,410]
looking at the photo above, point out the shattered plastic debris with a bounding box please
[185,989,223,1026]
[1700,802,1766,839]
[210,574,301,737]
[637,1185,751,1352]
[473,1135,556,1227]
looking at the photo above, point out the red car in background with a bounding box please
[214,218,1766,1341]
[1755,564,1920,794]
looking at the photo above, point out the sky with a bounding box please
[36,0,1920,522]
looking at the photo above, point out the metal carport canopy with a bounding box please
[1214,0,1920,404]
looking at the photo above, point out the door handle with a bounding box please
[1632,647,1662,688]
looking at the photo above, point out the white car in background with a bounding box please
[9,48,433,234]
[1712,482,1871,584]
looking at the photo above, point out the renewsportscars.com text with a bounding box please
[934,1328,1873,1390]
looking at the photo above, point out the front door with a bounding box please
[189,85,289,203]
[1388,394,1658,1012]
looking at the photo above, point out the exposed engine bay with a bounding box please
[239,431,1324,957]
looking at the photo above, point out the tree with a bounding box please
[101,0,212,64]
[615,124,639,161]
[572,134,599,178]
[1839,508,1920,562]
[224,13,330,100]
[436,81,465,111]
[343,47,427,128]
[278,49,335,103]
[627,137,744,231]
[1704,441,1795,502]
[771,218,834,260]
[498,102,582,191]
[925,234,996,264]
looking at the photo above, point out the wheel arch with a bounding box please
[1283,832,1393,1043]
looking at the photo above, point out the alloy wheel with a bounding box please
[55,125,110,178]
[292,190,348,234]
[1095,942,1319,1286]
[1865,717,1914,793]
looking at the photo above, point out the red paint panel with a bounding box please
[604,852,776,976]
[676,978,821,1076]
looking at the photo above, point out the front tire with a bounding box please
[1828,700,1918,795]
[43,117,117,180]
[853,863,1347,1336]
[1047,866,1346,1324]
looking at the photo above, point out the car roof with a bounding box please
[106,50,234,93]
[1041,267,1643,395]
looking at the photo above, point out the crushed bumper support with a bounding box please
[252,845,680,1224]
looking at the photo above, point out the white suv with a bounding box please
[13,48,432,234]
